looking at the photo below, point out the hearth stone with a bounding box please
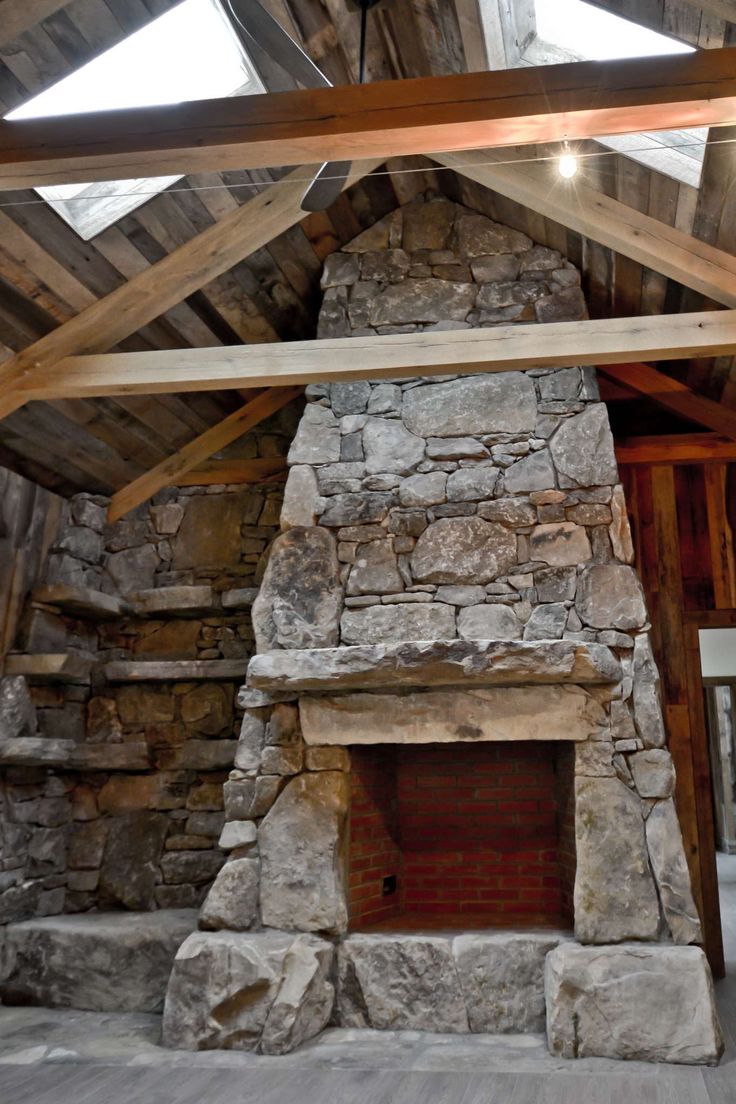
[0,910,196,1013]
[162,930,334,1053]
[246,639,622,692]
[545,943,723,1064]
[258,771,349,934]
[299,685,607,746]
[454,933,565,1033]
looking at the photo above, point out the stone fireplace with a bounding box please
[162,194,723,1064]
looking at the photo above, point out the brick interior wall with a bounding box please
[349,742,575,930]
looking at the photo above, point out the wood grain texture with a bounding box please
[2,48,736,187]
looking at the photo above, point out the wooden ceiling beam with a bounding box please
[107,386,302,522]
[615,433,736,465]
[174,458,287,486]
[0,159,380,421]
[433,150,736,308]
[600,362,736,440]
[2,48,736,188]
[10,309,736,403]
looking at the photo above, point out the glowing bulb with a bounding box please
[558,152,578,179]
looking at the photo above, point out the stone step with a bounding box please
[127,585,216,618]
[5,653,96,684]
[103,659,246,682]
[0,910,197,1014]
[33,584,130,620]
[0,739,151,770]
[247,638,621,693]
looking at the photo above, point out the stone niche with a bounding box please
[162,194,723,1066]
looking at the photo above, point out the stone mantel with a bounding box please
[245,638,621,695]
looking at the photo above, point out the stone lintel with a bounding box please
[33,584,130,621]
[299,684,607,746]
[247,638,620,693]
[5,653,95,684]
[104,660,246,683]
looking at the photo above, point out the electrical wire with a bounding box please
[1,132,735,209]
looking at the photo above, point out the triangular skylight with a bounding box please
[482,0,704,188]
[5,0,263,239]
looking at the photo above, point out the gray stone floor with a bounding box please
[1,854,735,1102]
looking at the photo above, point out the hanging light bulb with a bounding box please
[558,142,578,179]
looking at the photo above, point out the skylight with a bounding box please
[482,0,704,188]
[5,0,262,239]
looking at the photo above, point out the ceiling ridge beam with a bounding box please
[0,159,381,421]
[107,386,302,522]
[2,47,736,188]
[432,150,736,308]
[10,309,736,404]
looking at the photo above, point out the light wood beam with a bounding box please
[10,309,736,403]
[176,458,287,485]
[0,159,379,421]
[2,48,736,187]
[107,387,302,522]
[433,150,736,308]
[615,433,736,464]
[600,362,736,440]
[0,0,69,46]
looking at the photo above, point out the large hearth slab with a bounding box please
[0,910,197,1013]
[246,639,621,693]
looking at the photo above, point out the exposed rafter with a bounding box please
[8,310,736,404]
[433,150,736,309]
[600,363,736,441]
[0,0,70,47]
[0,160,380,421]
[2,48,736,188]
[107,387,302,522]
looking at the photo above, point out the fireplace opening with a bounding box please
[348,742,575,932]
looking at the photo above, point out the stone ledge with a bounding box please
[127,586,215,618]
[33,584,130,620]
[103,660,246,683]
[0,738,151,771]
[247,638,621,693]
[5,653,96,684]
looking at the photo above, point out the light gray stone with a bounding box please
[574,776,661,943]
[576,565,647,631]
[370,280,475,326]
[347,540,403,596]
[435,585,487,606]
[288,404,341,465]
[503,451,556,493]
[259,772,349,934]
[403,373,537,437]
[330,381,371,417]
[0,676,36,741]
[446,467,498,502]
[234,711,266,774]
[362,418,425,475]
[523,603,567,640]
[478,498,537,527]
[545,942,722,1064]
[320,252,360,288]
[631,633,666,747]
[535,566,577,602]
[218,821,257,850]
[411,517,517,584]
[398,471,447,507]
[299,685,606,746]
[199,858,259,931]
[426,437,489,460]
[340,602,456,644]
[249,638,621,692]
[162,930,334,1053]
[0,910,196,1013]
[252,527,342,652]
[454,933,562,1033]
[281,466,323,530]
[458,604,521,641]
[549,404,618,488]
[629,748,675,798]
[336,935,469,1032]
[99,812,168,912]
[529,523,592,567]
[105,543,159,592]
[319,492,395,527]
[367,383,402,415]
[645,798,703,945]
[454,212,532,257]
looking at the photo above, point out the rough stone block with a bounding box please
[411,517,516,584]
[199,858,259,931]
[545,942,722,1064]
[402,373,536,438]
[454,933,564,1033]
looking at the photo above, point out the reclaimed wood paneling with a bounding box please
[620,457,736,975]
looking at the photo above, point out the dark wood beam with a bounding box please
[2,48,736,188]
[615,433,736,465]
[600,362,736,441]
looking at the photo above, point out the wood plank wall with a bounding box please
[620,459,736,977]
[0,465,63,668]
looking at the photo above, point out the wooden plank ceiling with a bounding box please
[0,0,734,495]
